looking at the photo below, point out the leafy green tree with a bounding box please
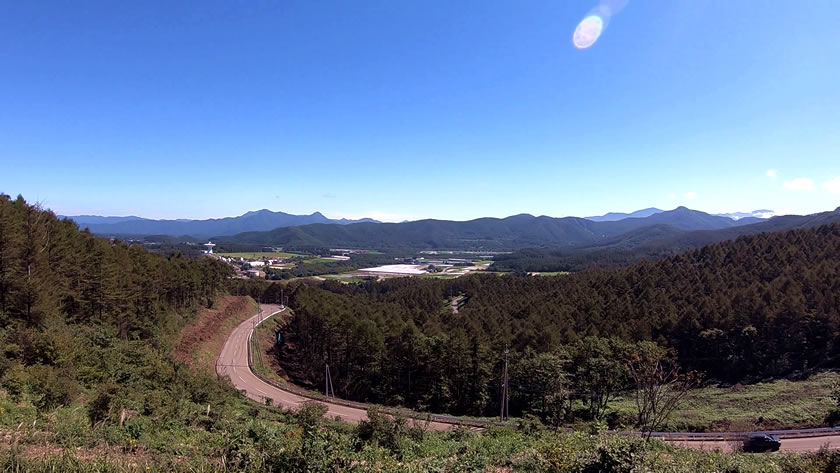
[573,338,632,420]
[512,349,570,425]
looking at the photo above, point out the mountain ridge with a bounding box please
[219,207,764,249]
[62,209,381,237]
[585,207,664,222]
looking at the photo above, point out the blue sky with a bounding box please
[2,1,838,221]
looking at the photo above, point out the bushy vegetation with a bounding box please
[5,410,840,472]
[272,224,840,422]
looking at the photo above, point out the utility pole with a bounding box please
[325,363,335,397]
[500,346,510,421]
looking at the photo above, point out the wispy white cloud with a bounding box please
[783,177,816,191]
[683,192,698,199]
[823,176,840,194]
[766,169,777,179]
[666,193,676,200]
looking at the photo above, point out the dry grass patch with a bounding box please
[174,296,257,374]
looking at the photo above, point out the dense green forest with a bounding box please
[276,224,840,421]
[0,193,233,424]
[0,195,231,336]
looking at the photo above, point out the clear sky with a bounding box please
[2,1,839,222]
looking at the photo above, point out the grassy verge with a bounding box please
[251,308,294,388]
[611,371,839,431]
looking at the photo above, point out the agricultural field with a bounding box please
[421,273,461,280]
[301,257,344,264]
[321,273,367,283]
[217,251,301,260]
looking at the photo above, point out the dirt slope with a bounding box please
[174,295,257,373]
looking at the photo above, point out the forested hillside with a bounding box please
[0,194,232,413]
[0,195,231,337]
[278,224,840,420]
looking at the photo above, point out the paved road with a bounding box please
[219,304,840,450]
[216,304,456,430]
[670,435,840,453]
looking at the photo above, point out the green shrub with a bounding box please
[356,407,408,455]
[1,362,28,401]
[27,364,79,411]
[53,406,93,448]
[88,383,122,426]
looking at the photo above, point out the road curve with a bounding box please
[216,303,457,430]
[219,304,840,450]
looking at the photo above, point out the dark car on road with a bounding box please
[743,433,781,452]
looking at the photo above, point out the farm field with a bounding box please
[301,257,343,264]
[421,273,461,279]
[321,273,367,283]
[217,251,301,260]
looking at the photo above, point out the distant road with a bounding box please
[219,304,840,450]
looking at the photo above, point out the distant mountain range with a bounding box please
[492,207,840,271]
[584,207,664,222]
[65,206,785,249]
[219,206,782,250]
[584,208,776,222]
[62,209,379,237]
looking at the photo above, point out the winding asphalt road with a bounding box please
[218,304,840,451]
[216,304,456,430]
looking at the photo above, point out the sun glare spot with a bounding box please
[573,15,604,49]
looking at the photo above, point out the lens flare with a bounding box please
[572,15,604,49]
